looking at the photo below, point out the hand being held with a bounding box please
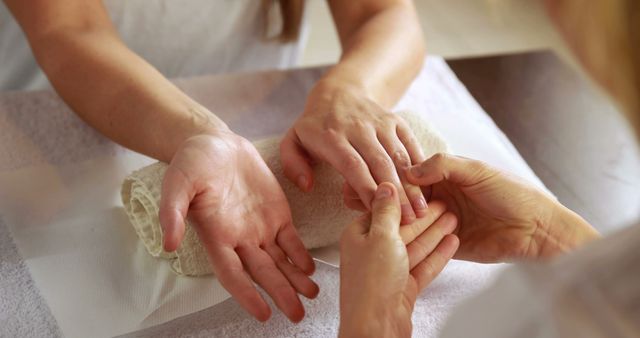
[158,134,318,322]
[339,183,459,337]
[280,81,427,225]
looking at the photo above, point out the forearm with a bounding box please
[533,200,601,258]
[30,28,228,162]
[325,1,426,108]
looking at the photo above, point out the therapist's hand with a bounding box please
[280,81,427,225]
[405,153,600,262]
[158,134,318,323]
[339,183,459,338]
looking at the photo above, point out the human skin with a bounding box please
[341,0,639,336]
[339,154,601,336]
[280,0,428,225]
[338,183,459,337]
[4,0,427,322]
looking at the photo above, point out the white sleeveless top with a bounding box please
[0,1,308,91]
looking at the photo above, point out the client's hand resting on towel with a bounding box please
[159,134,318,323]
[405,153,600,262]
[281,81,428,226]
[339,183,460,338]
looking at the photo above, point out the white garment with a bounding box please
[0,0,308,91]
[441,222,640,338]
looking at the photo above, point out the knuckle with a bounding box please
[371,153,394,171]
[412,238,430,256]
[351,120,370,132]
[392,150,411,168]
[431,152,449,163]
[400,225,419,244]
[321,128,342,142]
[471,159,491,173]
[394,115,409,127]
[340,152,363,170]
[421,260,437,279]
[375,203,400,217]
[368,226,392,239]
[383,112,403,124]
[430,152,450,168]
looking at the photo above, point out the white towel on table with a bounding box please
[121,110,449,276]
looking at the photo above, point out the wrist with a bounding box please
[533,199,600,258]
[338,315,399,338]
[314,69,375,103]
[163,105,233,161]
[339,300,410,338]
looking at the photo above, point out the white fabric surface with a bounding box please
[121,111,449,276]
[0,0,307,91]
[0,57,548,337]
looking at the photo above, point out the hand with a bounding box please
[339,183,459,337]
[158,134,318,322]
[406,153,600,262]
[280,80,427,225]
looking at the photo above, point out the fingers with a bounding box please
[351,133,416,225]
[237,246,306,323]
[368,183,402,238]
[411,234,459,291]
[342,182,367,212]
[320,141,377,210]
[207,245,271,322]
[264,244,319,299]
[406,153,494,187]
[276,223,316,275]
[407,212,458,270]
[396,122,426,165]
[159,166,194,252]
[378,131,428,219]
[399,200,447,245]
[280,130,314,192]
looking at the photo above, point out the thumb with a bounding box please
[406,153,493,187]
[369,183,401,237]
[280,129,314,192]
[159,166,192,252]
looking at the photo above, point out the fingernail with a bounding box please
[375,185,392,199]
[297,175,308,190]
[414,197,427,210]
[410,166,424,178]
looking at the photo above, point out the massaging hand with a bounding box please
[404,153,599,262]
[158,134,318,322]
[339,183,459,337]
[280,82,427,225]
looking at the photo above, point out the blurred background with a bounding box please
[302,0,574,67]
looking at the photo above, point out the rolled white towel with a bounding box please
[121,110,449,276]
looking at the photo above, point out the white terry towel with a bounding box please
[121,110,449,276]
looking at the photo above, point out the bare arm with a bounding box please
[4,0,228,162]
[326,0,425,108]
[281,0,427,224]
[5,0,318,322]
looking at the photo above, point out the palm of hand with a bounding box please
[429,174,549,262]
[187,146,290,249]
[162,135,316,322]
[340,226,415,337]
